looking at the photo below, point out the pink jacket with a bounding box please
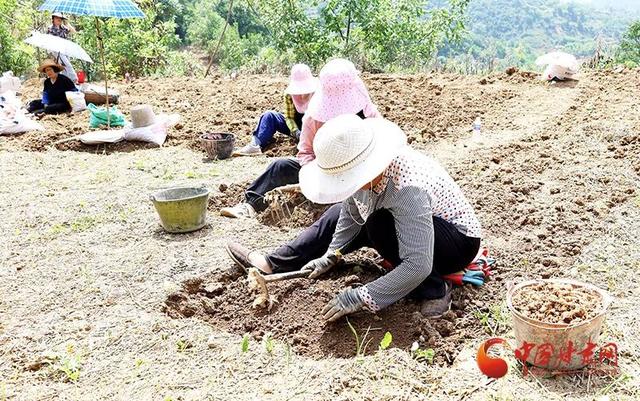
[296,102,382,165]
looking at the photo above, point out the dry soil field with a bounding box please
[1,68,639,400]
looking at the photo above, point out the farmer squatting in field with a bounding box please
[227,114,482,320]
[232,63,317,157]
[220,58,381,219]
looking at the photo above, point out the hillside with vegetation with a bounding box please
[440,0,640,72]
[1,0,640,79]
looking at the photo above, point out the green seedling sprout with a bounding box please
[412,342,435,364]
[264,333,274,355]
[379,332,393,350]
[241,334,250,353]
[346,318,374,357]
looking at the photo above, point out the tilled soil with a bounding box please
[258,191,330,228]
[511,281,603,325]
[6,69,540,154]
[164,263,473,362]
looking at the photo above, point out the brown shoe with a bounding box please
[225,241,256,273]
[420,282,453,318]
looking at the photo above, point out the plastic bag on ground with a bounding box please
[66,91,87,112]
[79,129,125,144]
[87,103,126,128]
[123,114,180,146]
[0,91,44,135]
[0,72,21,94]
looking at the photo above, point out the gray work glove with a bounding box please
[303,253,340,279]
[322,288,365,322]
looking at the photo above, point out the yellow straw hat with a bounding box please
[38,59,64,73]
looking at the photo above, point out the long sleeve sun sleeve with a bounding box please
[327,197,364,254]
[359,186,434,311]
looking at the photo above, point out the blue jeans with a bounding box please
[253,111,291,148]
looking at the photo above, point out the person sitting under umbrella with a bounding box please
[227,115,482,320]
[220,58,381,219]
[47,12,78,82]
[233,64,318,157]
[27,59,78,115]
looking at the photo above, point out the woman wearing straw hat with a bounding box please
[47,12,78,83]
[227,115,482,320]
[233,64,318,157]
[221,58,381,219]
[27,59,78,115]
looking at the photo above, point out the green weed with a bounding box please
[176,339,192,352]
[346,318,373,358]
[70,216,99,232]
[241,334,249,353]
[411,343,435,364]
[91,170,115,184]
[263,333,274,354]
[51,344,82,382]
[379,332,393,350]
[474,302,510,335]
[133,159,148,171]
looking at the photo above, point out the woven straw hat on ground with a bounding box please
[131,104,157,128]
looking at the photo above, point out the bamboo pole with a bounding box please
[95,17,110,127]
[204,0,234,78]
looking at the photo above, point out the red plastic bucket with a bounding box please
[77,71,86,84]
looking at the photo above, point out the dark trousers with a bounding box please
[27,99,70,114]
[266,204,481,300]
[245,158,301,212]
[253,111,295,148]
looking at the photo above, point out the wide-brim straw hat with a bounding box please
[285,63,318,95]
[305,58,372,122]
[299,115,407,204]
[131,104,157,128]
[38,59,64,73]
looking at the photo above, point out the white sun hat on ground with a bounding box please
[299,114,407,204]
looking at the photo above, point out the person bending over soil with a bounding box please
[27,59,77,115]
[221,58,381,219]
[227,115,482,320]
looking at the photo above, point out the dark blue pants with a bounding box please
[245,158,301,212]
[27,99,70,114]
[265,204,481,300]
[253,111,291,148]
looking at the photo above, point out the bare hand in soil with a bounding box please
[247,268,277,311]
[322,288,365,322]
[512,282,602,325]
[305,254,340,279]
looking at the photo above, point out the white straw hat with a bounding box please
[131,104,156,128]
[299,115,407,204]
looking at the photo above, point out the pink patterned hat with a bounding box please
[305,59,372,122]
[285,64,318,95]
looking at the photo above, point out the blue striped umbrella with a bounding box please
[38,0,144,126]
[38,0,144,19]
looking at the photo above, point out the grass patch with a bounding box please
[474,302,511,335]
